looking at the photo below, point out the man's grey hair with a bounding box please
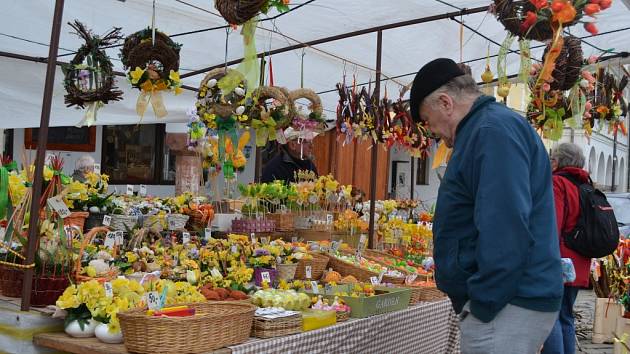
[424,75,482,108]
[551,142,585,169]
[75,155,95,172]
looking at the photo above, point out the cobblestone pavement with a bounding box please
[574,290,613,354]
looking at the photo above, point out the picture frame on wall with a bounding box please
[25,126,96,152]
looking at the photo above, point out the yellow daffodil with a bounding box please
[43,166,54,181]
[169,70,180,83]
[130,67,145,85]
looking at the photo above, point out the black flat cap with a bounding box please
[409,58,465,123]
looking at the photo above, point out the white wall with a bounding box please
[387,146,440,209]
[10,124,258,198]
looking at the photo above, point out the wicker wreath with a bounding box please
[542,35,583,91]
[215,0,267,25]
[63,21,123,108]
[288,88,325,131]
[494,0,577,41]
[197,68,248,120]
[120,28,181,89]
[250,86,291,128]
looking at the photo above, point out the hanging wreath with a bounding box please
[288,88,325,140]
[214,0,290,25]
[542,35,583,91]
[120,28,182,118]
[592,68,628,136]
[493,0,611,42]
[249,86,290,146]
[196,68,249,128]
[336,83,377,145]
[62,21,123,126]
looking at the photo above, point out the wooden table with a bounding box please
[33,333,232,354]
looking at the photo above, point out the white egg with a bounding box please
[207,79,217,88]
[235,106,246,115]
[234,87,246,96]
[89,206,100,213]
[580,79,590,88]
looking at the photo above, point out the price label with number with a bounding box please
[93,163,101,174]
[211,268,222,278]
[291,236,297,243]
[305,265,312,279]
[168,218,177,231]
[102,215,111,226]
[147,291,160,310]
[182,232,191,244]
[231,245,238,254]
[405,274,418,285]
[355,248,362,259]
[359,234,367,247]
[126,184,134,196]
[261,236,269,245]
[326,214,334,225]
[47,196,71,219]
[104,232,116,249]
[104,282,113,297]
[331,241,341,252]
[370,276,380,286]
[261,271,271,283]
[204,228,212,240]
[324,283,332,294]
[139,184,147,197]
[311,281,319,294]
[250,233,257,244]
[115,231,124,246]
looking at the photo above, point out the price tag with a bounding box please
[305,265,312,279]
[359,234,367,247]
[182,232,191,244]
[355,248,362,259]
[311,281,319,294]
[104,282,113,298]
[104,232,116,248]
[126,184,134,196]
[370,276,380,286]
[102,215,111,226]
[326,214,333,225]
[47,196,71,219]
[115,231,124,246]
[168,218,178,231]
[261,271,271,283]
[324,283,333,293]
[231,244,238,254]
[139,184,147,197]
[211,268,222,278]
[93,163,101,175]
[204,228,212,240]
[250,233,257,244]
[291,236,297,243]
[147,291,160,310]
[261,236,269,245]
[0,227,5,239]
[331,241,341,252]
[405,274,418,285]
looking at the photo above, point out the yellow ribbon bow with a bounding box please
[136,80,168,119]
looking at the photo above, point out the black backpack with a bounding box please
[557,173,619,258]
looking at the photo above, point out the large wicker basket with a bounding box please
[276,263,298,281]
[74,227,118,283]
[119,302,255,353]
[143,214,165,233]
[167,213,189,231]
[267,212,294,232]
[109,214,138,231]
[214,0,267,25]
[294,253,329,280]
[407,285,446,303]
[327,255,377,283]
[251,313,302,338]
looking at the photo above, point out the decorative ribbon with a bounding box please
[518,40,532,86]
[76,101,103,128]
[252,118,277,146]
[136,83,168,119]
[432,141,452,170]
[0,166,8,219]
[53,170,71,185]
[219,18,259,97]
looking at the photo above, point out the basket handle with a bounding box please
[75,226,110,279]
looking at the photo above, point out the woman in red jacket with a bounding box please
[543,142,592,354]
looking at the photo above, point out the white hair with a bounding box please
[75,155,95,172]
[425,75,482,109]
[551,143,585,169]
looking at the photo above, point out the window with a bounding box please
[101,124,174,185]
[416,158,429,185]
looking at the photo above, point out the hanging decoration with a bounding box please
[249,86,291,146]
[593,67,628,136]
[120,28,182,119]
[496,34,516,100]
[62,21,123,127]
[492,0,611,42]
[214,0,290,25]
[288,88,325,141]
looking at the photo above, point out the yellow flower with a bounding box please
[130,67,145,85]
[169,70,180,83]
[174,86,183,95]
[43,166,54,181]
[84,266,97,277]
[126,252,138,264]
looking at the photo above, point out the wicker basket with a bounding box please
[267,213,294,232]
[294,253,329,280]
[109,214,138,231]
[407,285,446,303]
[185,209,211,231]
[326,255,378,283]
[63,211,89,230]
[251,313,302,338]
[74,227,118,283]
[143,214,165,233]
[119,302,255,353]
[214,0,267,25]
[167,213,189,231]
[276,263,298,281]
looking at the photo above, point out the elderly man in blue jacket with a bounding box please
[409,58,563,354]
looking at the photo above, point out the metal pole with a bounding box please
[410,157,415,200]
[612,128,618,191]
[21,0,65,311]
[367,30,383,249]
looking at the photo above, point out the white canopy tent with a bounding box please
[0,0,629,129]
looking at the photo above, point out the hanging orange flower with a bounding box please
[551,0,576,24]
[596,105,610,118]
[529,0,548,10]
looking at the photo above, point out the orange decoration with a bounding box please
[552,1,577,24]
